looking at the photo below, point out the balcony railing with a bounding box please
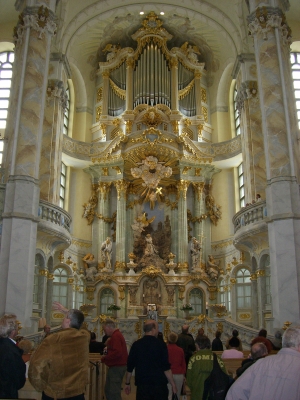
[38,200,71,232]
[232,201,267,233]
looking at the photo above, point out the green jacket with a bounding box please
[186,350,227,400]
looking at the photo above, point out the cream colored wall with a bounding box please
[210,111,231,143]
[68,167,92,240]
[72,112,93,142]
[211,168,236,241]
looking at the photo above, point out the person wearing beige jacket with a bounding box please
[29,309,90,400]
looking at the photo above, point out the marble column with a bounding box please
[98,182,112,264]
[0,2,57,327]
[46,273,54,324]
[192,182,205,243]
[248,1,300,327]
[177,180,189,271]
[256,269,266,329]
[115,180,128,270]
[40,79,66,203]
[251,273,259,329]
[233,54,266,201]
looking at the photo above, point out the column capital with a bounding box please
[14,5,57,46]
[247,7,291,44]
[235,81,258,113]
[98,181,112,200]
[177,180,190,199]
[115,180,128,200]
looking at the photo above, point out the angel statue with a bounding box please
[102,43,121,61]
[181,41,201,63]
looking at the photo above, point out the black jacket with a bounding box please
[0,337,26,398]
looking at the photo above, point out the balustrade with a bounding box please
[232,201,267,233]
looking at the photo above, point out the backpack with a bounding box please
[202,353,231,400]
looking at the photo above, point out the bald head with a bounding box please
[144,319,158,337]
[182,325,189,334]
[251,342,268,360]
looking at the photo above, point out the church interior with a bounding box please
[0,0,300,348]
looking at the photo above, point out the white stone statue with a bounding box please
[190,237,201,270]
[207,255,219,281]
[144,234,157,256]
[101,237,112,269]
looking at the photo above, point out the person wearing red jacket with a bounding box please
[101,319,128,400]
[167,332,186,400]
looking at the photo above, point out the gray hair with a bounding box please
[251,342,268,359]
[0,314,18,338]
[282,326,300,349]
[103,319,116,329]
[67,309,84,330]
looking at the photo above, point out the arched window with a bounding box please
[290,52,300,129]
[76,280,84,309]
[233,83,241,136]
[189,288,203,315]
[236,268,251,309]
[219,278,231,313]
[238,162,245,208]
[60,162,66,208]
[0,51,14,165]
[53,267,68,307]
[63,82,70,136]
[99,288,115,315]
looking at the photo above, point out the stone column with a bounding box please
[233,54,266,201]
[177,180,190,272]
[256,269,266,328]
[40,79,67,203]
[0,2,57,327]
[115,180,128,270]
[98,181,112,264]
[250,273,259,329]
[46,273,54,323]
[192,182,205,244]
[171,59,179,111]
[248,2,300,328]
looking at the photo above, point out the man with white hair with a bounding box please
[226,326,300,399]
[0,313,26,398]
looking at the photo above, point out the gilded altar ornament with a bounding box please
[282,321,292,330]
[131,156,172,209]
[205,194,222,226]
[80,304,96,316]
[82,188,98,225]
[209,304,227,317]
[142,265,162,279]
[143,107,162,128]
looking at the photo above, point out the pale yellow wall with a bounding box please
[211,168,236,241]
[68,167,92,240]
[72,112,93,142]
[210,111,231,143]
[0,23,16,44]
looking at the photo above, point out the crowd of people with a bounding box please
[1,309,300,400]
